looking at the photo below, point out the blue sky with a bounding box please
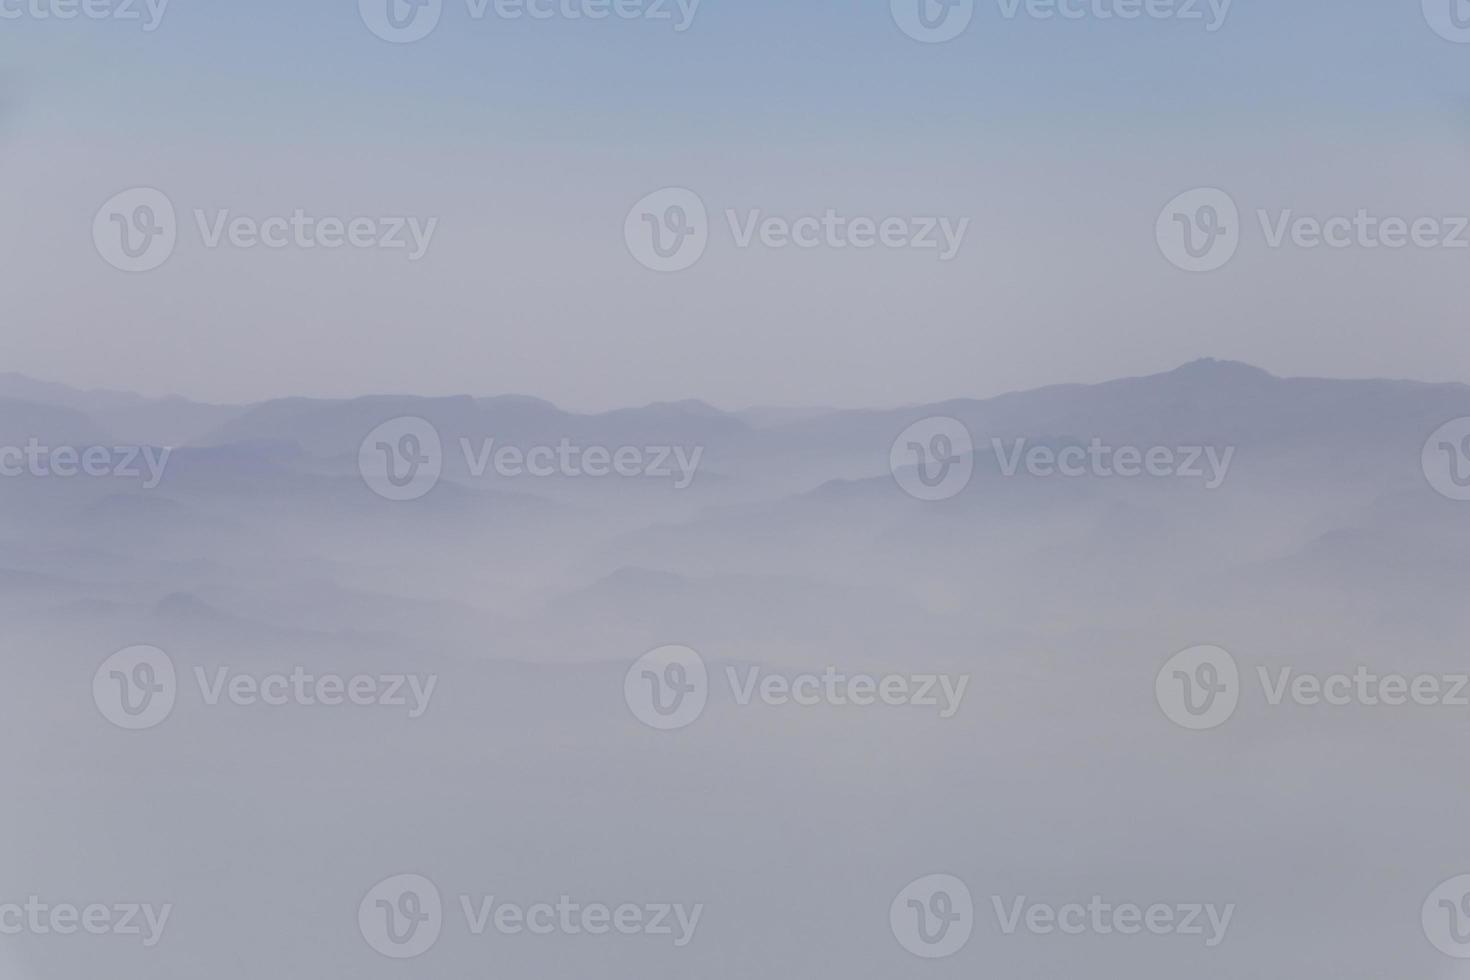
[15,0,1464,144]
[1,0,1468,408]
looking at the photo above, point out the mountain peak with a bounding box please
[1169,358,1276,381]
[646,398,725,416]
[153,592,229,621]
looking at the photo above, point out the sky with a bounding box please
[1,0,1468,410]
